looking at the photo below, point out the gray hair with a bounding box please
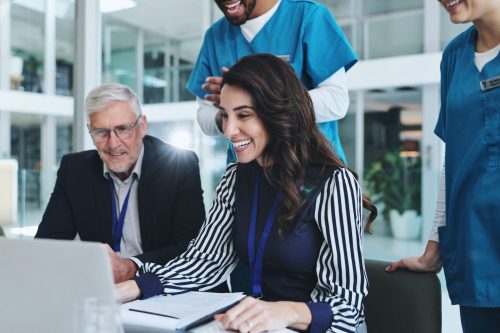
[85,83,142,118]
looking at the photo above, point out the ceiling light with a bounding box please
[100,0,137,13]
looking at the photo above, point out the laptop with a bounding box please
[0,238,116,333]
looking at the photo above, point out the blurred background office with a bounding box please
[0,1,470,330]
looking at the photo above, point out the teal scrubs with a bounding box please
[187,0,357,163]
[435,26,500,307]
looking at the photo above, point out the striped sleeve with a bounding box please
[311,168,367,333]
[137,163,239,295]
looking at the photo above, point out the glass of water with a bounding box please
[73,297,124,333]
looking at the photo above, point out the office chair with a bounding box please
[364,259,442,333]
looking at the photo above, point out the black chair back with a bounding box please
[365,259,442,333]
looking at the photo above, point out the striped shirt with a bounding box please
[137,163,367,333]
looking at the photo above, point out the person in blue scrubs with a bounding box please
[386,1,500,331]
[188,0,357,163]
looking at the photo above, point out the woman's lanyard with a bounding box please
[109,177,136,252]
[247,169,282,298]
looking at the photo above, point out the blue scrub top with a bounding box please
[187,0,357,163]
[435,26,500,307]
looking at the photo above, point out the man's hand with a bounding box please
[202,67,229,106]
[105,244,138,283]
[203,76,223,104]
[385,241,442,273]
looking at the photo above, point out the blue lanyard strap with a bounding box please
[109,176,136,252]
[247,169,282,297]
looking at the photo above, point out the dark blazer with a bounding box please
[35,135,205,265]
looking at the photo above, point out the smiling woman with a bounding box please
[116,54,377,333]
[219,84,268,165]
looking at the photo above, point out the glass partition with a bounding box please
[56,120,73,161]
[5,114,71,237]
[102,16,138,91]
[177,37,203,102]
[143,32,168,104]
[362,0,423,15]
[338,106,356,167]
[364,10,423,59]
[11,0,45,93]
[100,0,211,103]
[9,0,75,95]
[55,0,75,96]
[363,87,423,239]
[319,0,353,19]
[10,116,42,235]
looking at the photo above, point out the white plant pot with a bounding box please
[10,56,23,76]
[389,209,421,240]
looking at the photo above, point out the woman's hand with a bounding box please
[214,297,311,333]
[115,280,141,303]
[385,240,442,273]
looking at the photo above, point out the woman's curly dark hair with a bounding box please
[221,54,376,233]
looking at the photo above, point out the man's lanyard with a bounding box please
[247,169,282,298]
[109,176,136,252]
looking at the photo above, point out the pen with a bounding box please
[129,308,180,319]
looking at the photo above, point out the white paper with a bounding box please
[121,301,177,332]
[121,292,296,332]
[128,292,245,330]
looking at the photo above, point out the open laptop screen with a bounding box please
[0,238,116,333]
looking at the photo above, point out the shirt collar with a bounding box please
[103,144,145,183]
[240,0,281,42]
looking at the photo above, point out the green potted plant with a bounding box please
[365,149,422,239]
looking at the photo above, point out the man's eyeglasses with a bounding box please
[87,116,142,143]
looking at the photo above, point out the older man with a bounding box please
[36,83,205,283]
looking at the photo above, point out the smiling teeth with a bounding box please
[226,1,240,9]
[233,139,251,148]
[445,0,462,7]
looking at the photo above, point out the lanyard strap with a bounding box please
[109,177,136,252]
[247,169,282,297]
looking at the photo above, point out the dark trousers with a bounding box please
[460,306,500,333]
